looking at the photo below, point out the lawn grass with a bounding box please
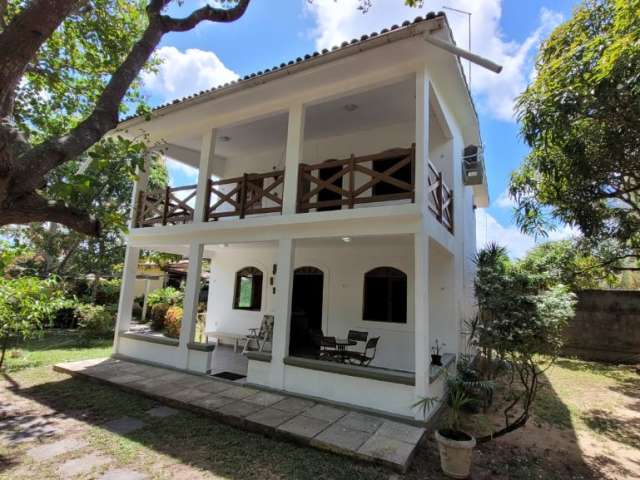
[3,329,112,373]
[1,332,637,480]
[534,357,640,450]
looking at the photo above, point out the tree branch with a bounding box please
[160,0,250,32]
[0,0,81,116]
[14,0,252,195]
[0,193,99,236]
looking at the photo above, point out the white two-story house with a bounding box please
[113,12,490,421]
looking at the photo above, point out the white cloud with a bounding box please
[165,157,198,185]
[142,46,239,102]
[305,1,563,122]
[494,189,515,209]
[476,210,578,259]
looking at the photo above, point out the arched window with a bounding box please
[233,267,263,310]
[363,267,407,323]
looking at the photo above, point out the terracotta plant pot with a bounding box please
[431,354,442,366]
[435,429,476,479]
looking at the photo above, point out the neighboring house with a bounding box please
[114,12,489,421]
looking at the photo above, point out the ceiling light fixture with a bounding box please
[341,236,352,243]
[344,103,358,112]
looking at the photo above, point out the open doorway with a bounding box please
[289,266,324,356]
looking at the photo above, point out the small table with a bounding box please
[335,338,356,351]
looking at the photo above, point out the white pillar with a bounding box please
[113,246,141,353]
[129,154,151,229]
[140,278,151,322]
[282,103,305,214]
[414,231,430,418]
[178,241,204,369]
[194,128,217,222]
[269,238,295,388]
[415,68,430,212]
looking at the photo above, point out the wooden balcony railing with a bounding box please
[206,170,284,221]
[135,145,453,234]
[136,184,196,227]
[427,162,454,233]
[297,145,415,212]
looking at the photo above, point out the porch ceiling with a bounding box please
[169,78,415,165]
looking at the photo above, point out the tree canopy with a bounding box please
[511,0,640,266]
[0,0,251,235]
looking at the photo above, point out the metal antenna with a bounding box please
[442,6,472,86]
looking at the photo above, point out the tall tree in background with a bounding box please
[0,0,251,235]
[511,0,640,269]
[0,0,170,275]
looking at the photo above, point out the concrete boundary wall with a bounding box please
[562,289,640,364]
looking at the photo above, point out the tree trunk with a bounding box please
[0,334,9,369]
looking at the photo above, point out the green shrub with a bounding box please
[94,278,121,305]
[75,304,115,338]
[147,287,183,308]
[0,276,63,368]
[164,306,183,338]
[150,303,170,331]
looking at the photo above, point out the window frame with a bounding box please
[362,266,408,324]
[233,266,264,311]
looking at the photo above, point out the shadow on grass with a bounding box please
[582,409,640,450]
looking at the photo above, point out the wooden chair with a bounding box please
[243,315,274,353]
[343,337,379,366]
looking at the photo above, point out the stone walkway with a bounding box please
[55,357,425,472]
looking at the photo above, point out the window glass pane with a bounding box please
[363,267,407,323]
[238,276,253,308]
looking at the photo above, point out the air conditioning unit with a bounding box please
[462,145,485,186]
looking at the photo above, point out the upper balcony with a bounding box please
[133,76,456,235]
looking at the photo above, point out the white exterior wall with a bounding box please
[284,365,415,417]
[206,242,415,372]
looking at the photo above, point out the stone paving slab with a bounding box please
[99,468,147,480]
[27,437,86,461]
[58,453,111,476]
[103,417,145,435]
[55,358,425,473]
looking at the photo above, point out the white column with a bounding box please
[414,231,430,418]
[113,246,141,353]
[268,238,295,388]
[415,68,430,212]
[140,278,151,322]
[282,103,305,214]
[178,241,204,369]
[129,154,151,229]
[194,128,217,222]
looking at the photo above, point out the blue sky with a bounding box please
[143,0,581,258]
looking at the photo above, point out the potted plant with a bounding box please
[413,368,493,479]
[431,338,445,366]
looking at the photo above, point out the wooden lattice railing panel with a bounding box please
[136,184,196,227]
[207,170,284,221]
[427,162,454,233]
[297,145,416,212]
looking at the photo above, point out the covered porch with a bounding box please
[115,231,460,420]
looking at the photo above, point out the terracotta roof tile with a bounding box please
[121,13,447,123]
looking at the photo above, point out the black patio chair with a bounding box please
[343,337,379,366]
[347,330,368,352]
[319,335,343,362]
